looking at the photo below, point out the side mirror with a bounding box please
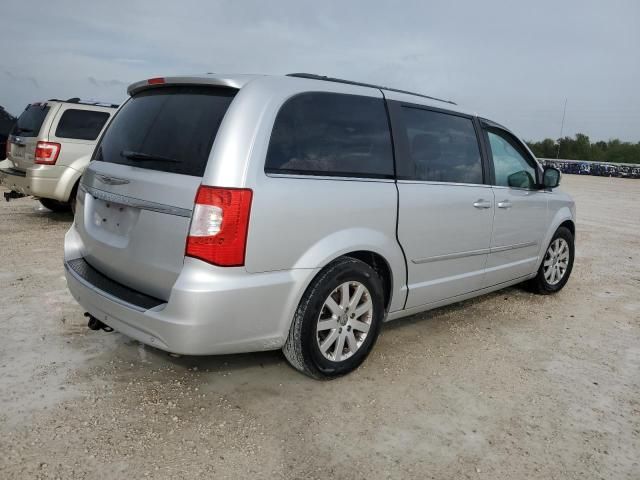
[507,170,535,189]
[542,167,561,189]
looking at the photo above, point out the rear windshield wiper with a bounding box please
[120,150,181,163]
[15,127,33,134]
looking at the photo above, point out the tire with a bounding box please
[69,183,79,215]
[283,257,385,379]
[39,197,71,213]
[529,226,574,294]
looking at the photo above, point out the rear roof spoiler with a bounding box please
[127,74,259,96]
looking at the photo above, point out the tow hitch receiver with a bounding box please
[85,312,114,332]
[4,191,26,202]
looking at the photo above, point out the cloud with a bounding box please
[87,76,129,88]
[3,71,39,88]
[0,0,638,139]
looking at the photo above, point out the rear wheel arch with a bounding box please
[559,219,575,237]
[342,250,393,312]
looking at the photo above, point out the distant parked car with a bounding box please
[0,106,16,161]
[1,98,117,211]
[64,73,575,378]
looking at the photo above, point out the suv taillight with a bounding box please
[34,141,61,165]
[185,186,253,267]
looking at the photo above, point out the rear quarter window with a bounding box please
[55,109,111,141]
[13,104,50,137]
[265,92,394,178]
[93,86,237,177]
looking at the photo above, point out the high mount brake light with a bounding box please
[147,77,166,85]
[185,186,253,267]
[34,141,61,165]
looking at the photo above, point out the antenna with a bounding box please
[556,98,568,159]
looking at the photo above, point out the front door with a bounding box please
[482,125,548,286]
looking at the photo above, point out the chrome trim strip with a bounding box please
[411,241,538,264]
[412,248,490,264]
[490,241,538,253]
[80,184,192,218]
[397,180,492,188]
[64,260,150,313]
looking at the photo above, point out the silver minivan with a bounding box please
[64,73,575,378]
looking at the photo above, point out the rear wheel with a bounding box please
[283,257,385,379]
[529,226,574,294]
[39,197,71,213]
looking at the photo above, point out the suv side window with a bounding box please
[55,109,110,141]
[485,128,538,189]
[265,92,394,178]
[397,107,483,184]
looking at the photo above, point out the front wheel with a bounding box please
[529,226,574,294]
[283,257,385,379]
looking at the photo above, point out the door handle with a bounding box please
[497,200,512,209]
[473,199,492,209]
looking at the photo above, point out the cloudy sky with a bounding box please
[1,0,638,141]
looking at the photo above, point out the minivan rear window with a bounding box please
[13,104,50,137]
[93,86,237,177]
[55,109,110,141]
[265,92,394,178]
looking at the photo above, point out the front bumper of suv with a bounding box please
[64,225,314,355]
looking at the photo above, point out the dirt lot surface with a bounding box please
[0,175,638,479]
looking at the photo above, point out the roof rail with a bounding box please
[47,98,119,108]
[286,73,456,105]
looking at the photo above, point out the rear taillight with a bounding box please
[34,141,61,165]
[186,186,253,267]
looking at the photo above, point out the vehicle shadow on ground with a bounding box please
[107,286,532,378]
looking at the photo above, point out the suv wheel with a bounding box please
[529,226,574,294]
[283,257,385,379]
[39,198,71,213]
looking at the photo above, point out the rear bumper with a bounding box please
[0,164,30,195]
[29,164,80,202]
[0,163,80,202]
[64,225,315,355]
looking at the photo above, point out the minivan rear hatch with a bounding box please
[77,84,237,300]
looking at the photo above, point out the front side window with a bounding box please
[265,92,394,178]
[398,107,483,184]
[12,104,50,137]
[55,109,110,140]
[486,129,538,189]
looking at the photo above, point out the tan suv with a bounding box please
[1,98,117,212]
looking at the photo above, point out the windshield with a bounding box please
[93,86,237,177]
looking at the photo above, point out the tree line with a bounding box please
[526,134,640,164]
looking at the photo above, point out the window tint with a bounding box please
[55,109,110,140]
[399,107,483,184]
[265,92,393,178]
[12,104,50,137]
[93,86,236,177]
[486,130,537,189]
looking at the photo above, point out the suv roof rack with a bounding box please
[287,73,456,105]
[47,98,119,108]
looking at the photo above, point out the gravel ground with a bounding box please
[0,175,638,479]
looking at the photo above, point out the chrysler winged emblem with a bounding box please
[94,174,130,186]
